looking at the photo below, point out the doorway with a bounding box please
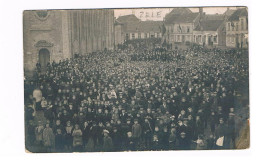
[182,35,185,43]
[38,48,50,71]
[208,36,213,46]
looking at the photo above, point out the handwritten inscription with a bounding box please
[139,11,162,18]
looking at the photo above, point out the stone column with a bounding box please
[61,10,71,59]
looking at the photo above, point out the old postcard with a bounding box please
[23,7,249,153]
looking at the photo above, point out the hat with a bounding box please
[103,129,109,134]
[180,132,186,135]
[229,113,235,116]
[170,115,175,119]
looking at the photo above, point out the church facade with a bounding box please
[23,9,115,73]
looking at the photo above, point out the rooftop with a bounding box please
[194,20,224,31]
[137,21,163,32]
[165,8,192,18]
[116,14,163,33]
[123,20,163,33]
[223,9,236,17]
[116,14,140,24]
[228,8,248,21]
[165,12,200,25]
[202,14,225,21]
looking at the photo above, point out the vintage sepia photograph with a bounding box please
[23,7,249,153]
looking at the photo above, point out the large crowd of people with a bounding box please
[24,40,249,152]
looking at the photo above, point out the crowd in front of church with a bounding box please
[24,40,249,152]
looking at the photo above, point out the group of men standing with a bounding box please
[24,41,249,152]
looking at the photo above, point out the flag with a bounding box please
[179,24,182,33]
[162,23,166,36]
[198,19,204,31]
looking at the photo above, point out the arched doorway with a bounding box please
[39,48,50,71]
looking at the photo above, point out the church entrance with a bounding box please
[39,48,50,72]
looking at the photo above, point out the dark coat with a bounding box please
[176,137,191,150]
[103,135,113,152]
[132,123,142,138]
[55,134,64,151]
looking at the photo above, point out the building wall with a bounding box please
[141,33,145,38]
[135,33,138,39]
[193,31,218,46]
[226,16,248,48]
[24,9,115,72]
[126,31,162,40]
[173,23,194,35]
[226,20,238,48]
[115,24,124,45]
[117,19,162,41]
[217,22,226,46]
[68,9,115,54]
[164,24,173,43]
[164,14,201,45]
[165,23,195,45]
[23,10,69,73]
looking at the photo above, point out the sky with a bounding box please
[114,7,239,21]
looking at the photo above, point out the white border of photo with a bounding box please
[0,0,259,161]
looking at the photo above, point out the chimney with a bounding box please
[132,9,135,15]
[199,7,203,15]
[199,7,204,20]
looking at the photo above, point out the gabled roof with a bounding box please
[228,8,248,21]
[194,20,224,31]
[125,22,139,32]
[116,14,140,24]
[165,12,199,25]
[164,8,193,24]
[223,9,236,17]
[137,21,163,32]
[114,19,123,25]
[123,21,163,33]
[202,14,225,21]
[167,8,192,16]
